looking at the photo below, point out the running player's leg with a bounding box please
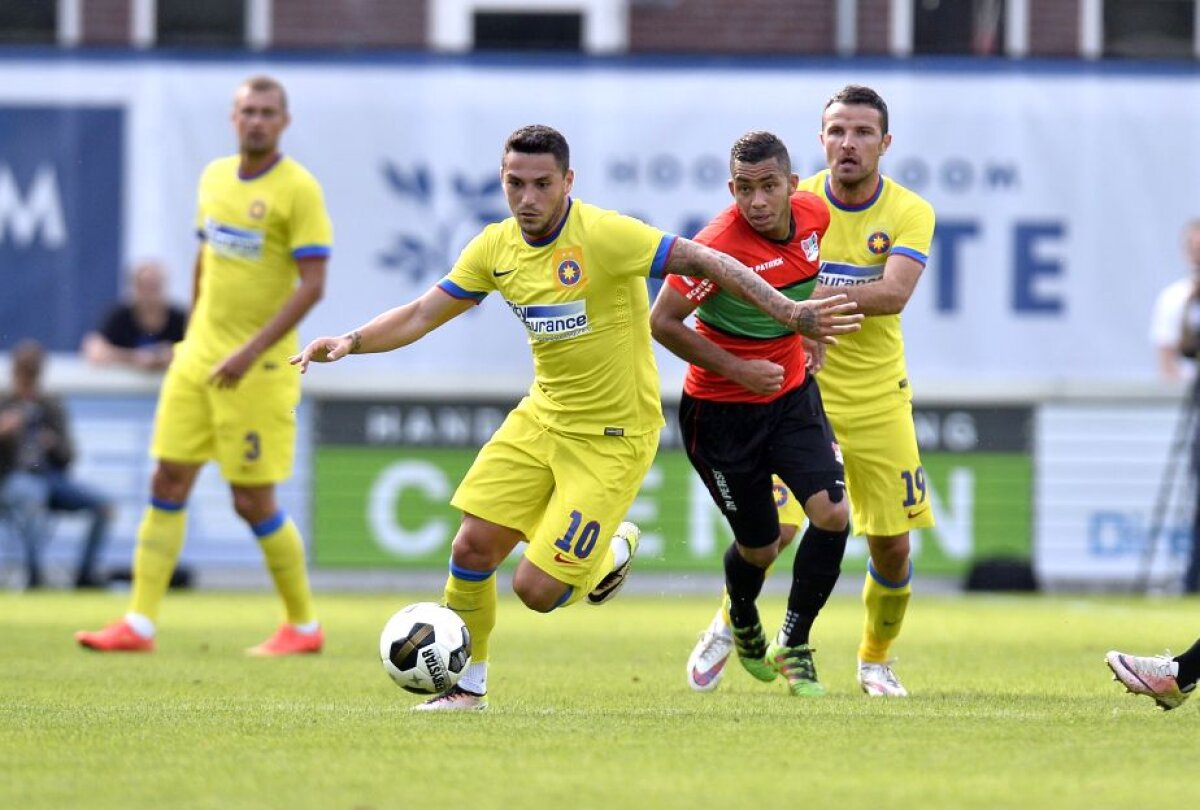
[767,382,849,695]
[835,406,932,696]
[518,426,657,611]
[680,394,781,682]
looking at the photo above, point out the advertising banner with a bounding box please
[1,59,1196,384]
[313,400,1032,575]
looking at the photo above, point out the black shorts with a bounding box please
[679,378,844,548]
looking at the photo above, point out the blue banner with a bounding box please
[0,106,124,351]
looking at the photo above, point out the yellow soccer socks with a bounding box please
[859,558,912,663]
[254,511,317,626]
[129,499,188,624]
[444,563,497,694]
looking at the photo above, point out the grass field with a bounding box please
[3,589,1199,809]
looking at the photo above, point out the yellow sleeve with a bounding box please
[441,228,495,301]
[290,175,333,258]
[892,195,935,261]
[591,212,673,280]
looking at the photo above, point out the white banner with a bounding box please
[3,59,1198,389]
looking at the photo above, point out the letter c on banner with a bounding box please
[368,460,450,557]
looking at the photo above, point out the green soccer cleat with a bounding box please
[730,608,777,682]
[768,642,826,697]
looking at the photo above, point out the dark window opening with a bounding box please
[1104,0,1194,60]
[0,0,56,44]
[914,0,1006,57]
[474,12,583,51]
[157,0,245,48]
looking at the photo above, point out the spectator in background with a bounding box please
[0,340,113,588]
[1148,220,1200,382]
[82,260,188,371]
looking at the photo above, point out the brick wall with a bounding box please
[1028,0,1080,57]
[273,0,425,49]
[629,0,835,54]
[82,0,131,46]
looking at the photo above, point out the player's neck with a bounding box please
[238,151,281,180]
[829,173,882,207]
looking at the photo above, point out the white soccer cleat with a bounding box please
[1105,650,1191,711]
[858,659,909,697]
[586,522,640,606]
[411,685,488,712]
[686,607,733,692]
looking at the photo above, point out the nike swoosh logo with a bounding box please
[493,268,516,277]
[907,506,929,519]
[881,620,898,628]
[553,552,578,565]
[691,659,727,687]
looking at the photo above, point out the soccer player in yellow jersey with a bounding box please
[292,125,861,711]
[687,85,935,697]
[77,76,332,656]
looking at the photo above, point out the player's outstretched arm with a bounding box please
[664,237,862,344]
[290,285,474,373]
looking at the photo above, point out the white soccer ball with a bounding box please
[379,602,472,694]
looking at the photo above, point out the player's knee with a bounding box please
[806,486,849,531]
[738,541,779,569]
[868,533,911,573]
[511,565,566,613]
[150,464,192,504]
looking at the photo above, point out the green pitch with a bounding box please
[3,591,1199,809]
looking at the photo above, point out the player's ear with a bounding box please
[788,173,799,193]
[563,168,574,194]
[727,178,735,198]
[880,132,893,154]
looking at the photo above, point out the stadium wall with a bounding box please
[1,53,1195,589]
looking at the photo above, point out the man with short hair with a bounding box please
[292,124,861,711]
[685,84,937,697]
[77,75,331,655]
[82,260,188,372]
[652,131,849,697]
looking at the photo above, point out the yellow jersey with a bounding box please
[797,171,934,414]
[178,154,333,371]
[441,198,676,437]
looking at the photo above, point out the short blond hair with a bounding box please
[237,75,288,111]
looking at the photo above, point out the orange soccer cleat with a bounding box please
[75,620,156,653]
[246,624,324,657]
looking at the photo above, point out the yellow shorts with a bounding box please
[771,476,807,529]
[150,357,300,485]
[451,398,659,590]
[827,396,934,538]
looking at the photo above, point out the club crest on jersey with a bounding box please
[508,300,590,342]
[772,481,790,509]
[553,246,586,288]
[801,230,820,263]
[867,231,891,255]
[248,200,267,220]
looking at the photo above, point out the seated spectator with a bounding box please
[0,340,113,588]
[82,260,188,371]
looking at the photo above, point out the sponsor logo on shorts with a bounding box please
[508,300,590,342]
[907,505,930,520]
[713,469,737,512]
[553,552,579,565]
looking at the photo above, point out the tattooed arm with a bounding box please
[661,237,862,343]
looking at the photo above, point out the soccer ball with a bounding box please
[379,602,472,694]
